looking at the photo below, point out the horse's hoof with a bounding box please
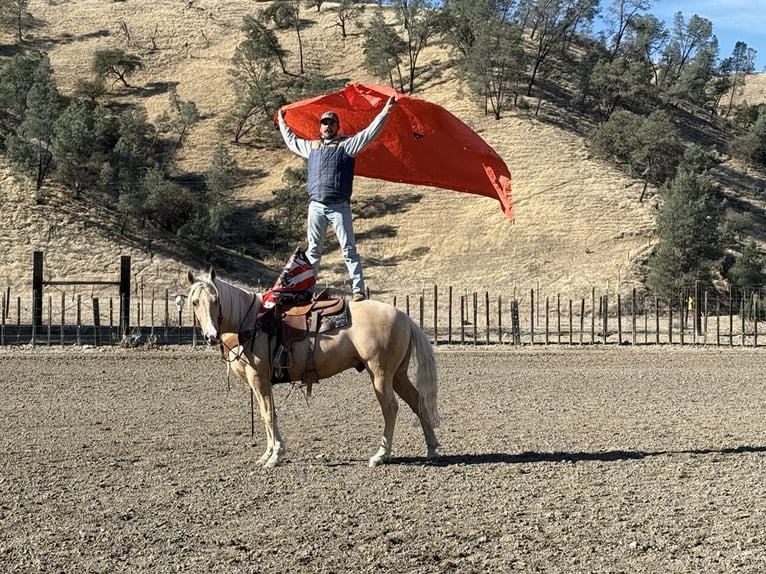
[368,454,391,467]
[256,451,272,466]
[427,448,440,460]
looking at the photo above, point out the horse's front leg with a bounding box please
[247,369,285,468]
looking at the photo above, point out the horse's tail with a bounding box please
[409,317,440,428]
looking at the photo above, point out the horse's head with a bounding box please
[187,268,222,345]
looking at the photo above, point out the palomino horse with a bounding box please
[187,269,440,468]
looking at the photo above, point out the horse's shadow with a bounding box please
[389,444,766,467]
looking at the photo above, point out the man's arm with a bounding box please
[343,97,396,157]
[278,109,312,159]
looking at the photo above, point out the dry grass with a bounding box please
[1,0,764,301]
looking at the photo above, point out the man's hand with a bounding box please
[384,96,396,111]
[278,108,286,120]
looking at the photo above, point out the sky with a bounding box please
[619,1,766,71]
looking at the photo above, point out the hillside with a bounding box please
[1,0,764,302]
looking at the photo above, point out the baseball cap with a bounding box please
[320,111,339,123]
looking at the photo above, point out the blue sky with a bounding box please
[617,1,766,71]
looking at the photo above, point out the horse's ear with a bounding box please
[187,270,196,285]
[208,267,216,282]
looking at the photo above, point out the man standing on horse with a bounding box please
[278,96,396,302]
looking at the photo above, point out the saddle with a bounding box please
[271,291,351,394]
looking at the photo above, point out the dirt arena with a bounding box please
[1,346,765,573]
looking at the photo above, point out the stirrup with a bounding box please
[274,345,292,369]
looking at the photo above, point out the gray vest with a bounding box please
[307,140,355,204]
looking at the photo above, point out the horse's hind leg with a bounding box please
[393,372,439,460]
[369,371,398,467]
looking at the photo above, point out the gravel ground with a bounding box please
[1,345,765,573]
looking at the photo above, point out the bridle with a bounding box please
[193,279,259,359]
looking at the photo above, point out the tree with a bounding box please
[198,144,239,246]
[630,110,685,200]
[440,0,525,118]
[656,12,716,103]
[91,49,143,89]
[271,166,307,246]
[156,86,200,158]
[391,0,439,93]
[304,0,326,12]
[51,98,114,198]
[261,1,304,74]
[525,0,595,97]
[588,54,651,118]
[0,0,31,43]
[602,0,653,58]
[111,109,158,229]
[240,14,289,75]
[728,241,765,287]
[0,51,45,136]
[723,41,757,117]
[590,109,684,200]
[362,10,407,91]
[334,0,365,38]
[142,167,201,235]
[647,167,725,297]
[4,54,64,197]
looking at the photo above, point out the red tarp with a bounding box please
[277,83,513,219]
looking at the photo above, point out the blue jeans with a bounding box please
[306,200,365,294]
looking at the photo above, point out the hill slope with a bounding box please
[1,0,763,301]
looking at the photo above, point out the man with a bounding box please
[278,96,396,301]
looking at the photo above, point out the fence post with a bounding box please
[631,288,637,345]
[447,287,453,345]
[741,296,746,347]
[47,295,52,347]
[498,295,503,344]
[76,294,82,346]
[579,298,585,345]
[545,296,550,346]
[485,291,490,345]
[617,294,622,345]
[716,297,720,346]
[753,292,758,348]
[472,292,478,346]
[433,285,438,346]
[729,285,733,346]
[556,294,561,345]
[668,300,673,345]
[530,289,535,344]
[119,255,131,336]
[511,299,520,345]
[32,251,43,328]
[591,287,596,344]
[60,292,65,346]
[460,295,465,344]
[93,298,101,346]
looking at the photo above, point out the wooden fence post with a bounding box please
[433,285,438,346]
[76,294,82,346]
[93,298,101,347]
[447,287,453,345]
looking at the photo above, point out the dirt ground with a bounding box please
[1,346,765,573]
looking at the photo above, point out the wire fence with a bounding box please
[1,282,764,348]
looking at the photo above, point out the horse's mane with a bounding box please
[191,276,260,330]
